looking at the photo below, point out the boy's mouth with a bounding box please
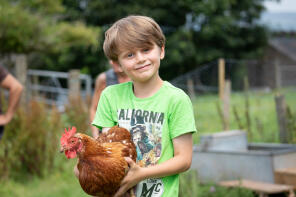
[136,64,151,70]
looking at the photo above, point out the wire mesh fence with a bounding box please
[170,58,296,95]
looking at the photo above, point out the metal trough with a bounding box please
[191,131,296,183]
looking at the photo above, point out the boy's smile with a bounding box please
[115,43,165,83]
[135,63,151,71]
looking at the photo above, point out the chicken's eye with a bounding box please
[71,140,75,143]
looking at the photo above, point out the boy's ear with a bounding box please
[110,60,124,72]
[160,45,165,60]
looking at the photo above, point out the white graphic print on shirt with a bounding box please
[117,108,164,197]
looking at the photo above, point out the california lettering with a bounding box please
[118,109,164,125]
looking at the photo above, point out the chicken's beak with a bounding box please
[60,146,65,153]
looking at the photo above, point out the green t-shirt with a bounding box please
[92,81,197,197]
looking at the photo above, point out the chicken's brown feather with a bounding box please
[75,126,136,197]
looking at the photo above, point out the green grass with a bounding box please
[192,88,296,144]
[1,88,296,197]
[180,171,254,197]
[0,157,88,197]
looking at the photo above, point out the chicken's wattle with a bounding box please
[65,150,77,159]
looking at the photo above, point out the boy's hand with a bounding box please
[114,157,144,197]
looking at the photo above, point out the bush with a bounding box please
[0,101,63,181]
[64,97,91,135]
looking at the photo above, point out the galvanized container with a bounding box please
[191,131,296,183]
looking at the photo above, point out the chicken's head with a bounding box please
[60,127,83,159]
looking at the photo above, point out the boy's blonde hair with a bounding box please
[103,15,165,61]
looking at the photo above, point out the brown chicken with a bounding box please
[60,126,137,197]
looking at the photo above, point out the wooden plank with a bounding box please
[275,168,296,188]
[219,180,294,194]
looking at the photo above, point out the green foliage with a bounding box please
[0,0,100,54]
[1,0,269,79]
[64,97,91,135]
[60,0,269,80]
[0,101,63,180]
[286,106,296,143]
[9,0,65,15]
[44,21,100,53]
[0,2,42,53]
[161,29,197,79]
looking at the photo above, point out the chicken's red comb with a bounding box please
[60,127,77,146]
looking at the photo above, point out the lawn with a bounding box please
[0,158,88,197]
[1,88,295,197]
[192,88,296,144]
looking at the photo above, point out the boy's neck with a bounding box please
[116,72,130,83]
[132,75,163,98]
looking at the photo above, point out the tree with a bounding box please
[60,0,269,80]
[1,0,269,79]
[0,0,102,74]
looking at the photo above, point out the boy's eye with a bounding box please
[142,48,150,52]
[127,53,134,58]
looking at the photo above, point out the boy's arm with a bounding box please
[102,127,111,133]
[114,132,193,197]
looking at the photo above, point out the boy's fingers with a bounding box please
[124,157,135,168]
[114,185,128,197]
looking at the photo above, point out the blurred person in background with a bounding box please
[89,60,130,138]
[0,65,23,140]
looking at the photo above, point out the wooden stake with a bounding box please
[216,101,226,131]
[274,59,281,89]
[233,105,243,130]
[223,80,231,130]
[244,77,252,140]
[218,58,225,100]
[187,78,195,99]
[275,94,288,143]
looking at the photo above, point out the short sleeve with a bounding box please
[0,66,9,83]
[92,89,117,129]
[168,93,197,139]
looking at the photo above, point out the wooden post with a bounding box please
[223,80,231,130]
[275,59,281,89]
[244,76,252,139]
[187,78,195,99]
[32,75,39,97]
[275,94,288,143]
[219,58,225,100]
[68,69,80,101]
[14,54,27,104]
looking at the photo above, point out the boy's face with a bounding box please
[114,43,165,83]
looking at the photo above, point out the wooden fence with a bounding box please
[1,54,92,111]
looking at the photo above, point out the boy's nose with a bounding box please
[135,52,145,63]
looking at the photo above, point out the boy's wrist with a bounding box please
[139,165,159,181]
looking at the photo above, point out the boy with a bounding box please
[92,15,197,197]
